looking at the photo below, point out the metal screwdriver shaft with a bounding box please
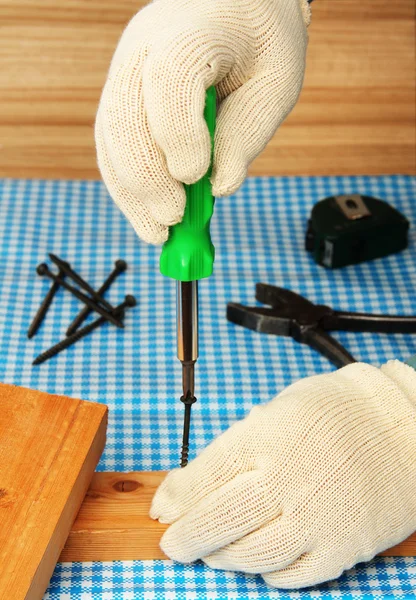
[37,264,124,328]
[177,281,198,467]
[66,259,127,336]
[33,295,136,365]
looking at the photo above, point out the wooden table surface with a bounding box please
[1,0,415,180]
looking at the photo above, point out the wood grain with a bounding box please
[60,471,168,562]
[0,0,414,179]
[60,471,416,562]
[0,383,108,600]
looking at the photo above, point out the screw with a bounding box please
[33,295,136,365]
[66,259,127,336]
[37,263,124,329]
[180,392,197,468]
[27,268,65,339]
[49,254,116,313]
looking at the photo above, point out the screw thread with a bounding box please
[33,317,104,365]
[33,296,134,365]
[180,444,189,468]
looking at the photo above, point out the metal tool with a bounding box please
[227,284,416,368]
[66,259,127,335]
[49,254,116,313]
[37,264,124,329]
[27,265,67,338]
[160,86,216,467]
[33,295,136,365]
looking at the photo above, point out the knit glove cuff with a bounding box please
[381,359,416,412]
[299,0,312,26]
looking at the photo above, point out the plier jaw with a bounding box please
[227,284,416,368]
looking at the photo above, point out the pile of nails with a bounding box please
[28,254,136,365]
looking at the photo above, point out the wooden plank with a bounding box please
[0,0,414,178]
[0,383,108,600]
[60,471,416,562]
[61,471,168,561]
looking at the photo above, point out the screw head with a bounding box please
[115,259,127,272]
[125,295,136,307]
[37,263,49,276]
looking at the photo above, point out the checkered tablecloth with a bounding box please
[0,175,415,599]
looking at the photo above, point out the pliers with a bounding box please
[227,284,416,368]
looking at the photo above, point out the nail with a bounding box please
[37,263,124,329]
[49,254,116,313]
[66,259,127,336]
[27,268,65,338]
[33,295,136,365]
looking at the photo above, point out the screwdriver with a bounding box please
[160,86,216,467]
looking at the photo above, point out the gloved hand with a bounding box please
[150,361,416,589]
[96,0,311,244]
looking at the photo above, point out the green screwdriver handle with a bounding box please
[160,86,216,282]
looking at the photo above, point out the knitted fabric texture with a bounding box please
[151,361,416,589]
[96,0,309,244]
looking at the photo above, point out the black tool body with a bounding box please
[227,284,416,368]
[305,195,409,268]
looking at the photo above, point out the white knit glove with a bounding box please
[150,361,416,589]
[96,0,310,244]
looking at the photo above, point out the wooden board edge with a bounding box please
[27,404,108,599]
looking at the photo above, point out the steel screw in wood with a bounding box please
[180,392,197,468]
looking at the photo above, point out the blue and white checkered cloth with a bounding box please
[0,175,415,599]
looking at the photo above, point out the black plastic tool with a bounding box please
[305,195,409,269]
[37,264,124,329]
[227,284,416,368]
[33,295,136,365]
